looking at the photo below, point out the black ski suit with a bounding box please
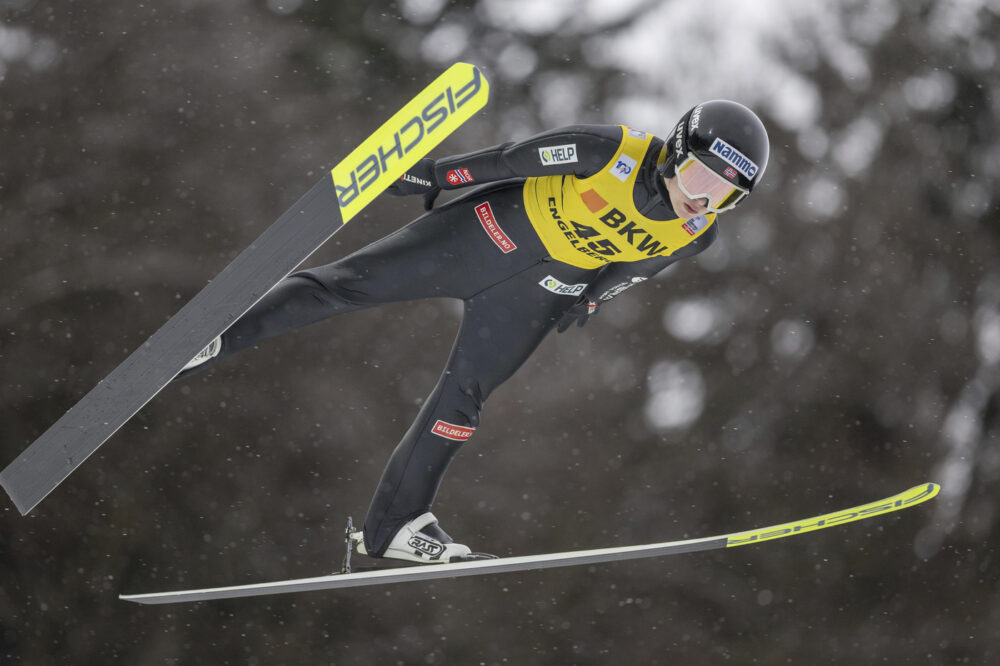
[198,124,719,556]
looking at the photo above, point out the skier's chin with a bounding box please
[673,197,705,220]
[680,201,703,219]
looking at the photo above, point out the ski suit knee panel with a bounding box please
[456,377,486,428]
[432,375,486,430]
[293,264,378,308]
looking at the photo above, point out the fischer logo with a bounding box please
[475,202,517,254]
[709,138,758,179]
[335,66,484,207]
[609,153,637,182]
[538,144,578,166]
[446,168,474,185]
[431,419,476,441]
[407,534,445,558]
[539,275,587,296]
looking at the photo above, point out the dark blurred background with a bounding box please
[2,0,998,663]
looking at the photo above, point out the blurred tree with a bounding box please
[1,0,998,663]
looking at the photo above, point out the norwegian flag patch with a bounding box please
[723,166,738,180]
[446,168,474,185]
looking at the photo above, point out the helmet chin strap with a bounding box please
[652,163,675,213]
[655,143,674,178]
[654,110,693,215]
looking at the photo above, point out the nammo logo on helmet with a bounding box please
[709,138,759,179]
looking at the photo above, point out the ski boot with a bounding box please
[182,335,222,371]
[347,513,496,566]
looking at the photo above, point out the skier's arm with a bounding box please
[433,124,625,188]
[389,125,624,207]
[557,225,719,332]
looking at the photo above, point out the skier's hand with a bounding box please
[387,157,441,210]
[557,296,600,333]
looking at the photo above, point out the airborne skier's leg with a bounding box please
[177,183,546,378]
[360,257,596,559]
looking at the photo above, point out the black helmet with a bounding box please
[657,100,769,211]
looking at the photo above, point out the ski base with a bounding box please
[119,483,938,605]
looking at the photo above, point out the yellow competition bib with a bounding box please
[523,126,716,269]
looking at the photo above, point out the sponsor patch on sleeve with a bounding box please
[539,275,587,296]
[475,201,517,253]
[538,144,578,166]
[599,276,646,301]
[446,168,475,185]
[431,420,476,441]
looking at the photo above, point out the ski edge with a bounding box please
[119,483,939,605]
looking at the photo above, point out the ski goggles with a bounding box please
[675,154,749,213]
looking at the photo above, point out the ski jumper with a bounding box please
[195,124,719,556]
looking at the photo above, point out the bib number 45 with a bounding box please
[571,221,620,257]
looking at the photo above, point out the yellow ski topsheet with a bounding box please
[331,62,489,223]
[726,482,939,547]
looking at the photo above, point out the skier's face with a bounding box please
[663,175,710,219]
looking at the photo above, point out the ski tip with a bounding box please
[331,61,490,225]
[725,482,941,548]
[896,482,940,507]
[449,61,485,76]
[442,62,490,100]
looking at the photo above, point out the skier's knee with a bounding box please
[450,377,486,428]
[294,265,373,307]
